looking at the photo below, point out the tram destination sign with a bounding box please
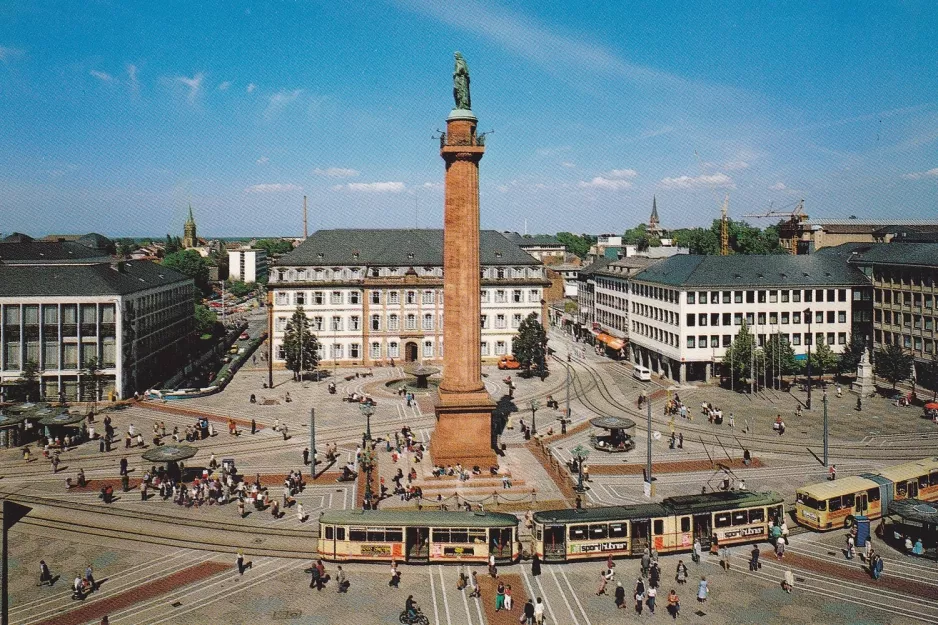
[719,526,765,540]
[360,544,392,556]
[578,541,629,553]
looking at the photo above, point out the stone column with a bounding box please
[433,108,496,467]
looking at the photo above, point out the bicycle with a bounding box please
[399,609,430,625]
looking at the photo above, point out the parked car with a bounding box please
[497,355,521,370]
[240,332,250,340]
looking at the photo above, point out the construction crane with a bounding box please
[743,200,808,255]
[693,150,732,256]
[743,199,807,222]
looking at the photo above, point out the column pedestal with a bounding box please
[433,390,497,467]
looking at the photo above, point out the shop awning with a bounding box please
[595,333,626,351]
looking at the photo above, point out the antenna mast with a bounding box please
[303,195,308,239]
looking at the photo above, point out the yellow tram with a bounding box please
[318,509,520,564]
[795,457,938,531]
[532,491,784,562]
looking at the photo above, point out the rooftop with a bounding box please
[278,229,541,267]
[632,254,870,288]
[0,237,112,264]
[844,243,938,269]
[0,260,192,298]
[500,232,564,247]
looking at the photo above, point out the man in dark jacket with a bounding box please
[523,599,536,624]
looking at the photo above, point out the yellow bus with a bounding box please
[878,457,938,503]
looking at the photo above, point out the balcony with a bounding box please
[439,133,485,149]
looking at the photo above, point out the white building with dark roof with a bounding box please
[0,235,194,401]
[268,229,550,366]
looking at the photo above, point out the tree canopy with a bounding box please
[762,333,798,383]
[194,304,218,337]
[874,343,914,390]
[555,232,595,259]
[809,340,839,378]
[671,219,785,255]
[283,307,320,380]
[162,249,211,293]
[226,280,253,297]
[512,312,548,378]
[721,321,758,388]
[836,334,867,377]
[255,238,294,257]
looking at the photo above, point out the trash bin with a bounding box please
[855,515,870,547]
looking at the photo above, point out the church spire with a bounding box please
[183,204,198,248]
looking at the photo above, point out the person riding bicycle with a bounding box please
[405,595,418,620]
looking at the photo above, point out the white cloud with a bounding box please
[561,161,576,168]
[256,156,269,164]
[0,46,24,62]
[606,168,638,179]
[265,89,303,118]
[126,64,139,94]
[419,181,443,189]
[769,182,787,191]
[173,72,204,103]
[659,172,736,189]
[246,83,257,93]
[578,176,633,190]
[313,167,360,178]
[90,70,116,83]
[334,181,406,193]
[723,160,750,171]
[902,168,938,180]
[245,183,302,193]
[218,81,232,91]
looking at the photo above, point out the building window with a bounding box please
[769,312,778,325]
[349,291,361,305]
[710,292,719,304]
[423,341,433,357]
[480,290,489,303]
[512,314,522,328]
[838,332,847,345]
[330,291,342,305]
[722,291,731,304]
[711,335,719,348]
[277,344,286,360]
[734,313,742,326]
[758,313,766,325]
[388,315,399,331]
[793,312,801,324]
[276,292,289,306]
[825,311,833,323]
[275,317,288,332]
[782,312,789,324]
[792,290,801,303]
[495,341,507,355]
[815,311,823,324]
[388,291,400,305]
[512,290,522,303]
[838,289,847,302]
[745,313,754,325]
[687,314,695,327]
[422,291,434,304]
[481,342,489,355]
[495,290,507,303]
[780,290,789,303]
[406,314,417,330]
[698,335,707,346]
[370,342,381,358]
[698,314,707,327]
[687,292,696,305]
[529,289,540,302]
[389,342,400,358]
[758,291,767,304]
[792,334,801,346]
[371,315,381,331]
[496,268,505,279]
[481,315,488,329]
[722,335,731,347]
[350,316,361,330]
[331,316,342,331]
[687,336,696,348]
[312,316,324,331]
[313,291,323,305]
[371,291,381,305]
[496,314,507,329]
[423,314,433,330]
[350,343,360,358]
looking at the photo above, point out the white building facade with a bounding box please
[268,230,549,366]
[228,249,269,283]
[628,255,869,383]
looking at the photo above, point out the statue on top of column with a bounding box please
[453,51,471,110]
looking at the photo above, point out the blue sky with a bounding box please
[1,0,936,238]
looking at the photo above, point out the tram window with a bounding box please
[386,529,403,542]
[919,475,929,489]
[336,527,345,540]
[653,520,664,535]
[842,494,855,508]
[589,524,608,539]
[349,527,367,541]
[748,509,765,524]
[828,498,843,512]
[610,523,628,538]
[715,513,732,528]
[535,526,542,540]
[569,525,588,540]
[732,511,748,526]
[433,529,450,543]
[450,530,469,543]
[469,530,487,544]
[930,471,938,487]
[367,529,386,542]
[680,518,691,533]
[867,488,880,502]
[897,482,908,497]
[325,526,334,540]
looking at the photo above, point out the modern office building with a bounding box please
[628,254,871,382]
[228,248,269,283]
[267,229,550,367]
[0,235,194,401]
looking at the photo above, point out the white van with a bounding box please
[632,365,651,382]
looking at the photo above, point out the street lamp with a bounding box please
[530,399,540,436]
[359,401,374,445]
[360,445,375,510]
[804,308,813,410]
[571,444,590,493]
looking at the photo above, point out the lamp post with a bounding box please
[822,389,829,467]
[360,445,374,510]
[309,407,315,479]
[530,399,540,436]
[359,401,374,445]
[804,308,813,410]
[571,444,590,493]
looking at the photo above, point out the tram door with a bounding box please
[543,526,566,561]
[631,520,650,554]
[406,527,430,562]
[693,514,713,549]
[490,528,513,560]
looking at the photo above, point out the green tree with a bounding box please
[226,280,252,298]
[555,232,596,259]
[923,352,938,401]
[116,239,135,258]
[80,356,104,413]
[809,340,839,379]
[512,312,548,378]
[194,304,218,337]
[874,343,914,390]
[165,234,181,255]
[283,307,320,381]
[255,238,294,257]
[14,359,41,402]
[672,227,720,255]
[762,333,798,384]
[836,334,867,378]
[721,321,759,389]
[162,249,210,293]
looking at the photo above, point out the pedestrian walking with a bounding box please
[872,554,884,580]
[534,597,545,625]
[675,560,688,584]
[641,549,651,577]
[85,564,95,592]
[846,535,855,560]
[523,600,536,625]
[667,589,680,619]
[315,559,326,590]
[296,503,306,522]
[335,565,348,593]
[829,464,837,481]
[782,568,794,593]
[488,553,498,578]
[692,538,702,564]
[750,544,761,571]
[468,571,480,598]
[775,536,786,559]
[614,581,625,608]
[647,586,657,613]
[38,560,53,586]
[237,549,249,575]
[697,576,709,602]
[505,584,513,610]
[865,537,874,562]
[309,562,320,589]
[678,432,683,448]
[531,552,541,577]
[303,447,310,466]
[728,413,735,428]
[596,569,609,595]
[650,561,660,588]
[389,560,401,588]
[721,545,731,571]
[495,581,506,611]
[238,498,245,518]
[634,589,644,615]
[251,419,256,435]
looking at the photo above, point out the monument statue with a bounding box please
[453,51,471,110]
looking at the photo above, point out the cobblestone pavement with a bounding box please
[2,325,937,623]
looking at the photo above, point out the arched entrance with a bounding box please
[405,342,419,363]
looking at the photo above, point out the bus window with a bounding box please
[715,513,732,528]
[325,526,334,540]
[610,523,628,538]
[731,511,748,526]
[748,508,765,524]
[653,520,664,535]
[336,527,346,540]
[680,517,691,533]
[842,493,855,509]
[350,527,367,541]
[803,498,826,511]
[367,529,386,542]
[590,524,608,539]
[930,471,938,487]
[569,525,588,540]
[919,475,929,489]
[386,529,403,542]
[828,498,843,512]
[867,487,880,502]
